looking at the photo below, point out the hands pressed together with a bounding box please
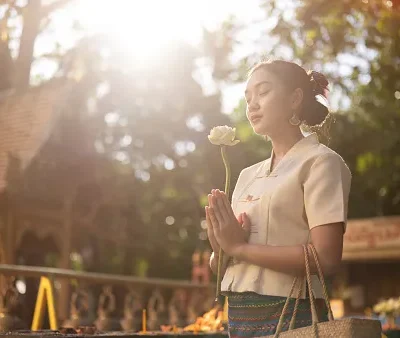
[205,189,251,257]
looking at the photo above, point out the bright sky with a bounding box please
[33,0,354,114]
[33,0,264,113]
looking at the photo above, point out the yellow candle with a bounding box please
[142,309,147,333]
[223,298,228,323]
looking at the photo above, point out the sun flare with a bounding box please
[71,0,207,59]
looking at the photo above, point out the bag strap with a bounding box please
[274,276,300,336]
[308,244,334,321]
[274,244,334,337]
[288,277,303,330]
[303,244,320,326]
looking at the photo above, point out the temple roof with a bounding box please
[0,78,71,192]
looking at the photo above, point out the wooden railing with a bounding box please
[0,262,216,332]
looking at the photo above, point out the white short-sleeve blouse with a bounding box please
[221,133,352,299]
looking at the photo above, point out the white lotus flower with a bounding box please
[207,125,239,301]
[208,125,240,146]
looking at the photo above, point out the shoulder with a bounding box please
[305,143,352,179]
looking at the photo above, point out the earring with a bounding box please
[289,113,301,126]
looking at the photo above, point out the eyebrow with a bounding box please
[245,81,272,95]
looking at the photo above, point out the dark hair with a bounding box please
[248,60,330,127]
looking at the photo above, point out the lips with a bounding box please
[250,114,263,123]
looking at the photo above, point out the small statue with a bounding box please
[0,277,25,331]
[147,289,165,330]
[63,287,91,328]
[94,285,116,331]
[120,289,142,331]
[187,291,203,325]
[168,289,187,327]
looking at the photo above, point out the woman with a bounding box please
[205,60,352,337]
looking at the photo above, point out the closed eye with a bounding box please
[259,91,269,96]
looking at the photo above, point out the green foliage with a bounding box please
[250,0,400,217]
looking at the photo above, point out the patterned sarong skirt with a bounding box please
[226,291,329,337]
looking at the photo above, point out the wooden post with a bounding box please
[6,202,15,265]
[0,195,15,293]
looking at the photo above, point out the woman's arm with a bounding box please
[207,190,345,277]
[232,222,344,276]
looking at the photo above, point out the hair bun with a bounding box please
[309,70,329,98]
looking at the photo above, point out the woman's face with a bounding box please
[245,68,295,136]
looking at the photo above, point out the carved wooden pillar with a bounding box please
[0,196,15,295]
[5,195,15,265]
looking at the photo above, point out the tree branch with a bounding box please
[0,0,23,15]
[0,1,14,33]
[38,52,64,60]
[40,0,75,17]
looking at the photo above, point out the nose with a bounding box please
[247,101,260,113]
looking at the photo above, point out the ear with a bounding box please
[290,88,304,112]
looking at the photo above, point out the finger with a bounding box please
[209,204,224,230]
[206,206,217,228]
[242,212,252,233]
[237,213,243,225]
[220,191,236,219]
[208,194,213,208]
[207,206,220,230]
[205,206,212,229]
[214,191,230,223]
[208,208,222,244]
[206,208,219,247]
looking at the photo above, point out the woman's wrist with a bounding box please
[230,243,248,260]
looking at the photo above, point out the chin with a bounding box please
[252,123,270,137]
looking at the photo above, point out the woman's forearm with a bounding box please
[234,244,338,277]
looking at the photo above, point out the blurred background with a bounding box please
[0,0,399,332]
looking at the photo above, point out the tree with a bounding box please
[0,0,75,92]
[231,0,400,218]
[67,37,234,278]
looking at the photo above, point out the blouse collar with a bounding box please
[256,133,319,178]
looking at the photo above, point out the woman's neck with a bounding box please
[269,128,304,160]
